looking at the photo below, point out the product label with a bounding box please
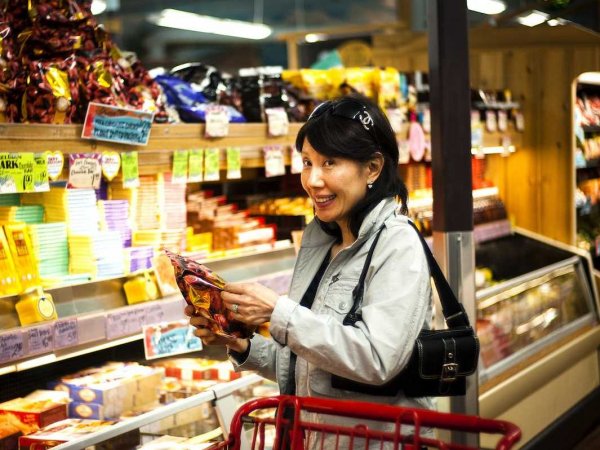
[485,110,497,133]
[37,297,56,319]
[27,325,53,356]
[46,151,64,181]
[11,230,29,257]
[290,146,303,174]
[33,153,50,192]
[54,319,78,349]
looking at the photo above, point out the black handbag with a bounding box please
[331,221,479,397]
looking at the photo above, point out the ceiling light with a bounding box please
[305,33,327,43]
[148,9,272,40]
[517,10,550,27]
[467,0,506,15]
[91,0,107,15]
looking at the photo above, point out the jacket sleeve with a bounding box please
[229,333,279,382]
[269,223,432,385]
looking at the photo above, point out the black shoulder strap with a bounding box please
[343,220,471,328]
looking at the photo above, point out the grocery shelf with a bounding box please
[51,373,263,450]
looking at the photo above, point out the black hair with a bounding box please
[295,93,409,240]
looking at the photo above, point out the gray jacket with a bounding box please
[233,197,433,412]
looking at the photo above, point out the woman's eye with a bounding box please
[323,159,335,167]
[302,159,311,167]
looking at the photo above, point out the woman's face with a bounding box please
[300,139,372,229]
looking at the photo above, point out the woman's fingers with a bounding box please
[183,304,195,317]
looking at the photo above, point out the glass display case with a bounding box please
[475,227,599,385]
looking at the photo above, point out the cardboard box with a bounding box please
[18,419,116,450]
[0,399,67,430]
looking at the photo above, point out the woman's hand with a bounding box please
[221,282,278,326]
[184,305,248,353]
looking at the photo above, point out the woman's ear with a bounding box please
[367,152,384,182]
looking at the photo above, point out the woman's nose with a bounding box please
[307,168,325,187]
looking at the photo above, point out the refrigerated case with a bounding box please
[475,226,600,447]
[475,227,598,385]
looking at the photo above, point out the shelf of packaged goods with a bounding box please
[0,294,187,375]
[410,186,500,211]
[0,123,522,172]
[0,243,297,374]
[51,373,264,450]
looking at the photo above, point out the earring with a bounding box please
[367,182,373,189]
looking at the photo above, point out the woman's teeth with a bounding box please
[315,195,335,204]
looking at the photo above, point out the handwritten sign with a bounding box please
[188,149,203,182]
[0,332,24,363]
[145,304,166,325]
[101,151,121,181]
[143,320,202,360]
[226,147,241,179]
[33,153,50,192]
[82,102,154,146]
[205,105,229,138]
[172,150,189,184]
[290,146,303,174]
[68,153,102,189]
[54,319,78,349]
[266,107,289,137]
[204,148,220,181]
[264,146,285,178]
[0,153,35,193]
[121,152,140,188]
[46,151,64,181]
[106,309,145,339]
[28,325,53,356]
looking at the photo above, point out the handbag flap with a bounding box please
[414,327,480,379]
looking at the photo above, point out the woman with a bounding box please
[187,94,433,444]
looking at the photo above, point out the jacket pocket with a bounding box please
[322,277,357,317]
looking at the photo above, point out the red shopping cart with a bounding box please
[209,395,521,450]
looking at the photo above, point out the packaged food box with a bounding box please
[0,399,67,430]
[0,416,22,450]
[17,419,118,450]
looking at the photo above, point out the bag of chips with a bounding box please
[165,249,255,339]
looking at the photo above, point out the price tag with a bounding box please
[133,308,147,332]
[501,135,512,157]
[143,320,202,360]
[264,146,285,178]
[514,111,525,131]
[188,149,204,182]
[122,151,140,188]
[290,146,303,174]
[172,150,189,184]
[54,319,78,349]
[398,140,410,165]
[101,151,121,181]
[106,310,131,339]
[422,108,431,134]
[470,110,481,129]
[67,153,102,189]
[145,304,166,325]
[471,123,484,148]
[205,105,229,138]
[266,107,289,137]
[46,151,64,181]
[485,110,497,133]
[226,147,242,179]
[33,153,50,192]
[0,332,24,363]
[204,148,220,181]
[0,153,35,193]
[386,108,405,134]
[497,110,508,132]
[424,137,432,162]
[27,324,53,356]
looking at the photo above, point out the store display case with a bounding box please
[475,227,599,387]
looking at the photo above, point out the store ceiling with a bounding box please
[102,0,600,68]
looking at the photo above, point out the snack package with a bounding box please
[165,250,255,339]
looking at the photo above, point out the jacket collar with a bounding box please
[300,197,399,249]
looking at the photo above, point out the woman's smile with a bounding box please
[313,194,337,209]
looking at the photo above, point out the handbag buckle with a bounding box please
[441,363,458,381]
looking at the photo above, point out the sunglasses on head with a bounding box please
[308,99,376,137]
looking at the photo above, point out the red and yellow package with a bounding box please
[4,223,39,290]
[165,250,255,339]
